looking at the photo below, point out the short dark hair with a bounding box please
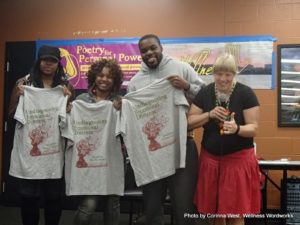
[138,34,161,48]
[87,59,123,94]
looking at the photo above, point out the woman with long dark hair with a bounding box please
[8,45,74,225]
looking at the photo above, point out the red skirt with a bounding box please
[194,147,261,215]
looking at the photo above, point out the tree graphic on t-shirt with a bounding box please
[28,122,50,156]
[142,114,168,151]
[76,136,96,168]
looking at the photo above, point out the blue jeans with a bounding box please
[73,195,120,225]
[142,138,198,225]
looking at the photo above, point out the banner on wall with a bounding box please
[37,35,276,90]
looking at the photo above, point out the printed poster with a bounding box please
[37,35,276,89]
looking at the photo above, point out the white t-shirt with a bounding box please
[62,100,124,196]
[117,78,189,186]
[9,85,68,179]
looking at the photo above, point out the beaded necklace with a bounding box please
[214,82,236,110]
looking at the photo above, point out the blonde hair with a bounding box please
[213,53,237,75]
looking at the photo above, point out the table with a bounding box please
[259,160,300,177]
[259,160,300,191]
[258,160,300,225]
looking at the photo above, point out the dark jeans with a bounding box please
[19,178,63,225]
[73,195,120,225]
[142,138,198,225]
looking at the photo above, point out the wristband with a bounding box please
[185,83,190,91]
[235,124,240,135]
